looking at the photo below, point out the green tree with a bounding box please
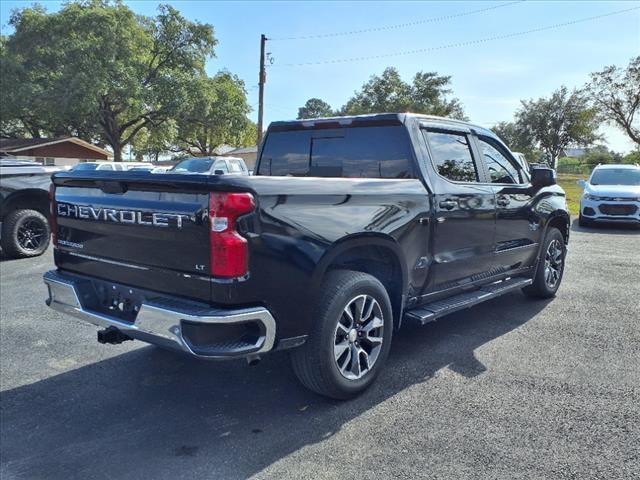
[297,98,334,119]
[131,121,177,162]
[490,121,541,162]
[2,1,216,160]
[173,71,253,156]
[338,67,466,119]
[585,56,640,146]
[515,86,601,169]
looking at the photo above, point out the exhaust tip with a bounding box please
[246,354,261,366]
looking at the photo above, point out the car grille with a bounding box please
[599,204,638,216]
[596,196,637,202]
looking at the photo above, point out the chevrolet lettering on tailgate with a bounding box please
[56,203,190,228]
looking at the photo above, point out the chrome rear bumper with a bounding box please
[43,270,276,359]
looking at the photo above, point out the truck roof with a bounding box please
[268,112,498,139]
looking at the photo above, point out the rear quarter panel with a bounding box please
[225,176,432,339]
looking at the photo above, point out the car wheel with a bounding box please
[0,209,51,258]
[522,227,566,299]
[290,270,393,399]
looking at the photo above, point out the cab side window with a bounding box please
[213,160,229,174]
[478,138,521,184]
[424,130,479,183]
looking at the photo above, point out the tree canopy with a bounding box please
[339,68,466,119]
[296,67,466,121]
[585,56,640,146]
[172,71,254,156]
[297,98,334,119]
[515,87,601,168]
[1,1,217,160]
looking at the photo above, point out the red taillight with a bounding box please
[209,192,255,278]
[49,182,57,246]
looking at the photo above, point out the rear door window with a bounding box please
[258,126,414,178]
[424,131,479,183]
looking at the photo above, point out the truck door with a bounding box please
[420,127,497,293]
[474,135,541,272]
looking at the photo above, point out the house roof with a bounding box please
[0,137,111,157]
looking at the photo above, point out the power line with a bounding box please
[269,1,526,41]
[270,6,639,67]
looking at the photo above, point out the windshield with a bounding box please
[72,163,98,171]
[171,158,213,173]
[590,168,640,186]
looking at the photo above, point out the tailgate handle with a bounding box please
[97,181,128,194]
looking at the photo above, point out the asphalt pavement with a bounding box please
[1,220,639,479]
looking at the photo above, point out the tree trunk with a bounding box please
[112,142,122,162]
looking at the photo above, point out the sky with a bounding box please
[1,0,639,153]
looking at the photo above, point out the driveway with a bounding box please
[1,221,639,479]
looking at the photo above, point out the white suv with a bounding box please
[578,164,640,227]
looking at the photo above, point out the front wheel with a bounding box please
[522,227,566,299]
[290,270,393,399]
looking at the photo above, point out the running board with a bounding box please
[403,277,533,326]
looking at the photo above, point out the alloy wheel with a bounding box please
[16,219,47,252]
[544,239,564,289]
[333,294,384,380]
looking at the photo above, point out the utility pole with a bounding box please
[257,34,267,146]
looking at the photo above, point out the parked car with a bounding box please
[578,164,640,227]
[43,113,569,399]
[0,160,63,258]
[170,156,249,175]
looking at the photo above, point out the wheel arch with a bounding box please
[0,189,50,221]
[312,234,408,329]
[545,210,570,244]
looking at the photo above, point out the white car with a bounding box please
[578,164,640,227]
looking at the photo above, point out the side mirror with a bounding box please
[530,166,556,188]
[214,169,225,175]
[576,179,586,188]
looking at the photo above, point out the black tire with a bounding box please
[522,227,566,299]
[578,214,592,228]
[1,209,51,258]
[290,270,393,400]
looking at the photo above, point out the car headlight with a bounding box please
[583,193,600,201]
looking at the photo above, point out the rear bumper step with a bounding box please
[43,270,276,359]
[404,277,533,325]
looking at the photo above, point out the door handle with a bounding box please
[497,196,510,207]
[439,199,457,210]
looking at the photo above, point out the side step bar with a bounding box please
[403,277,533,326]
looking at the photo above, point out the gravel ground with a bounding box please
[1,220,639,480]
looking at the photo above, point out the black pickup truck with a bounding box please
[44,113,569,399]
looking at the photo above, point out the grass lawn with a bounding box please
[557,173,587,216]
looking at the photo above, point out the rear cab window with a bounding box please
[257,126,415,179]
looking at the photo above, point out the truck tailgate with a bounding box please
[52,172,213,302]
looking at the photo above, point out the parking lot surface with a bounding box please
[1,221,639,480]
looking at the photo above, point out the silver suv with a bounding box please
[578,164,640,227]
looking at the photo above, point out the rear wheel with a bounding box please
[290,270,393,399]
[1,209,50,258]
[522,227,566,299]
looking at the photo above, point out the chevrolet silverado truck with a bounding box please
[43,114,570,399]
